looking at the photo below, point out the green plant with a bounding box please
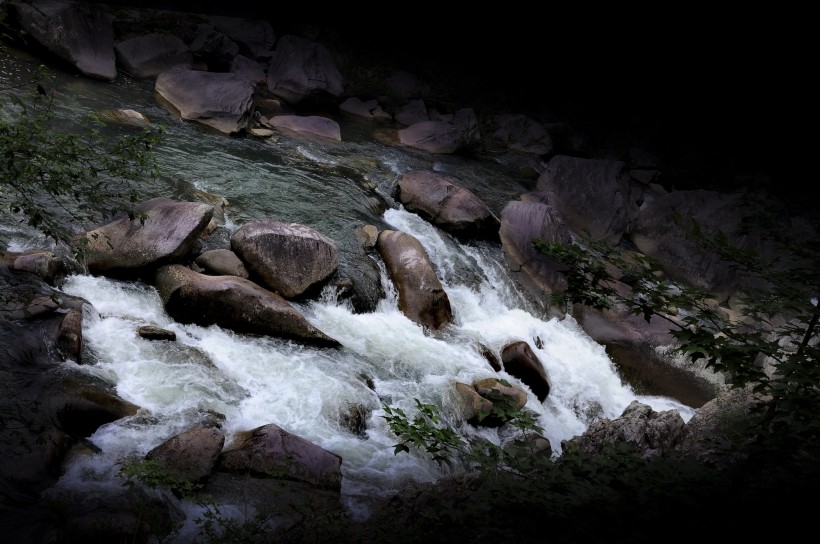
[0,62,162,261]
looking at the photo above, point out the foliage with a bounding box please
[0,62,162,260]
[118,456,276,544]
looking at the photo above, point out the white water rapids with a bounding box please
[54,206,694,529]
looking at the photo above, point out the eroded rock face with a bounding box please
[155,69,255,134]
[265,35,343,105]
[499,199,572,299]
[10,0,116,80]
[376,229,453,330]
[230,219,339,299]
[563,400,686,459]
[629,189,762,298]
[216,423,343,491]
[396,170,500,241]
[77,197,213,277]
[153,264,340,348]
[536,155,638,246]
[115,32,192,78]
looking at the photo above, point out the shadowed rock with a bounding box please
[115,32,192,78]
[266,35,343,105]
[10,0,116,80]
[499,200,572,299]
[396,170,500,241]
[536,155,638,246]
[398,120,464,154]
[563,400,685,459]
[216,423,343,491]
[146,426,226,486]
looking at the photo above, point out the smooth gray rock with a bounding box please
[231,219,339,299]
[155,69,255,134]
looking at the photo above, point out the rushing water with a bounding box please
[2,45,696,530]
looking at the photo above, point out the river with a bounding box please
[1,43,696,535]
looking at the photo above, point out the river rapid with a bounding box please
[1,44,696,534]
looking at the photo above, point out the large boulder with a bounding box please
[76,197,213,277]
[155,69,255,134]
[216,423,343,491]
[376,229,453,330]
[230,219,339,299]
[500,341,551,402]
[536,155,638,246]
[209,15,276,60]
[265,35,343,105]
[114,32,192,79]
[396,170,500,241]
[153,264,340,348]
[10,0,116,80]
[486,114,553,155]
[498,199,573,300]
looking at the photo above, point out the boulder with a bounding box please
[188,26,239,70]
[230,54,267,85]
[266,35,343,105]
[209,15,276,60]
[398,120,464,154]
[10,0,116,80]
[155,69,255,134]
[339,97,391,120]
[498,199,572,299]
[77,197,213,277]
[154,264,340,348]
[114,33,192,79]
[562,400,686,459]
[394,99,428,126]
[376,229,452,330]
[487,114,553,155]
[194,248,249,278]
[216,423,343,491]
[145,426,226,486]
[629,189,769,298]
[269,115,341,140]
[230,219,339,299]
[536,155,638,246]
[396,170,500,241]
[500,341,551,402]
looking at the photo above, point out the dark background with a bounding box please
[69,2,816,208]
